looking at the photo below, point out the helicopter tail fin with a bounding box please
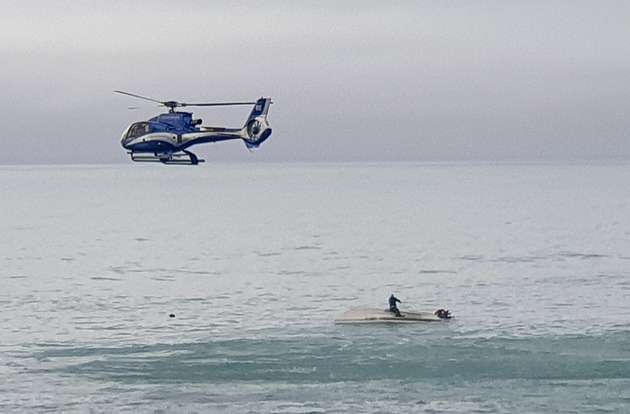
[242,97,272,149]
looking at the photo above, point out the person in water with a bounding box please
[389,294,402,317]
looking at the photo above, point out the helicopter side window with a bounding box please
[126,122,150,139]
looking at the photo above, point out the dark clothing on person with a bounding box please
[389,294,402,317]
[389,295,400,308]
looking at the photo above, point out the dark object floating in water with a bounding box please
[169,314,175,318]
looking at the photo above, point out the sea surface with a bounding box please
[1,162,629,413]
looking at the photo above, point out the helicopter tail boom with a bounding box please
[242,98,273,149]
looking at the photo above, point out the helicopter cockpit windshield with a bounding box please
[125,122,151,140]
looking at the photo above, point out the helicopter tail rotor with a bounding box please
[242,97,273,149]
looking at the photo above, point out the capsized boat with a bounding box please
[334,307,451,324]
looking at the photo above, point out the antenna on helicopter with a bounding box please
[114,90,256,113]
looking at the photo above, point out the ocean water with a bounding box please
[1,162,629,413]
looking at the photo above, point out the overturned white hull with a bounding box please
[335,307,446,324]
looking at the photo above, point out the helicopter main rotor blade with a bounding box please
[181,102,256,107]
[114,90,164,105]
[115,90,259,109]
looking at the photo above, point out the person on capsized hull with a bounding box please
[389,294,402,317]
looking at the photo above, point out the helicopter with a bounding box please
[115,90,272,165]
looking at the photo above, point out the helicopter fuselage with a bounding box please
[121,112,242,152]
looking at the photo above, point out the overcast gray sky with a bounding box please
[1,0,629,164]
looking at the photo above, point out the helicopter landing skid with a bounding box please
[129,150,204,165]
